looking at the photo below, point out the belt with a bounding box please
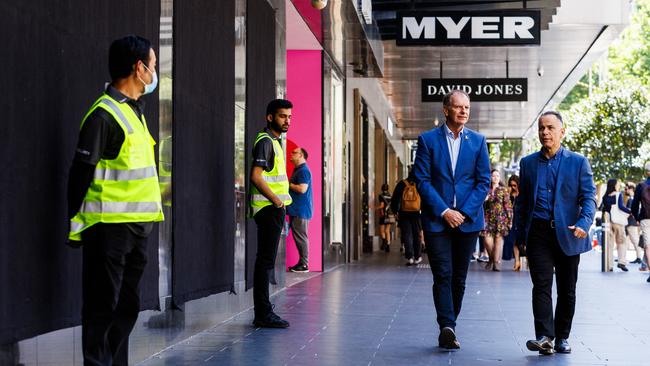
[532,218,555,229]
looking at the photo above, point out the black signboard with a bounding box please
[422,78,528,102]
[397,10,541,46]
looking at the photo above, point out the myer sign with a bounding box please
[422,79,528,102]
[397,10,540,46]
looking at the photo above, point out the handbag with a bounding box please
[639,234,645,249]
[609,193,630,226]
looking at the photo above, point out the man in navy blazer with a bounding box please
[515,111,596,355]
[413,90,490,349]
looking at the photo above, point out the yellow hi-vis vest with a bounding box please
[249,131,292,216]
[69,94,164,241]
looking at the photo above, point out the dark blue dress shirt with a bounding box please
[532,147,564,220]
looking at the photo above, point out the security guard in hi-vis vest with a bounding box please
[66,35,163,366]
[249,99,293,329]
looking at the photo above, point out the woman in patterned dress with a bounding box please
[481,169,513,271]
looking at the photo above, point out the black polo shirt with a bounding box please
[73,86,146,165]
[67,86,152,237]
[252,127,280,172]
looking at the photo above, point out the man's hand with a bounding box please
[272,198,284,208]
[443,209,465,228]
[568,225,587,239]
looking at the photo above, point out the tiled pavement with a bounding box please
[139,250,650,366]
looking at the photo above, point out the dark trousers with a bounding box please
[424,229,478,330]
[527,219,580,339]
[399,214,421,260]
[82,223,148,366]
[253,205,285,318]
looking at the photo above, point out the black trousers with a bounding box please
[253,205,285,318]
[82,223,148,366]
[399,214,421,260]
[527,219,580,339]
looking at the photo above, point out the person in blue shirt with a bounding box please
[287,147,313,272]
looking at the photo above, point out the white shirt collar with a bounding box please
[444,124,464,138]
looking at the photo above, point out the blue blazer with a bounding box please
[413,125,490,233]
[514,148,597,256]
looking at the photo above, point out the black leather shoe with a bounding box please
[617,263,629,272]
[252,312,290,328]
[526,336,554,355]
[554,338,571,353]
[631,258,642,264]
[438,327,460,349]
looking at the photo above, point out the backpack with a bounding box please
[401,180,421,212]
[642,183,650,218]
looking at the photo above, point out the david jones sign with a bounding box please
[422,79,528,102]
[397,10,541,46]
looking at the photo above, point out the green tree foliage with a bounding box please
[489,139,523,165]
[558,70,601,112]
[558,0,650,182]
[563,80,650,182]
[609,0,650,85]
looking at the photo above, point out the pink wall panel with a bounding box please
[289,0,323,43]
[286,50,322,272]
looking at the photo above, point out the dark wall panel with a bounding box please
[245,0,277,290]
[0,0,160,344]
[173,0,236,304]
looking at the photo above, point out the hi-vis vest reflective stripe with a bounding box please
[69,94,164,241]
[250,131,292,216]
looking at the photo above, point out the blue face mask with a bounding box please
[139,64,158,95]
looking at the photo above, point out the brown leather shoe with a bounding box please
[526,336,554,355]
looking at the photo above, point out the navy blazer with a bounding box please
[514,148,597,256]
[413,125,490,233]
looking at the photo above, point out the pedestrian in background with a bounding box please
[624,182,644,267]
[391,170,423,266]
[287,147,313,273]
[378,183,394,252]
[67,35,164,366]
[601,178,630,272]
[480,169,513,271]
[631,162,650,282]
[505,175,525,271]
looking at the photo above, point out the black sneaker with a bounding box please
[438,327,460,349]
[253,312,290,328]
[617,263,629,272]
[290,264,309,273]
[631,258,642,264]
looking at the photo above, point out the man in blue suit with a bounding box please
[413,90,490,349]
[515,111,596,355]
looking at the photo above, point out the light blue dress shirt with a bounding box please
[444,124,464,210]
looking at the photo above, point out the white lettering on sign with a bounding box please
[437,17,470,39]
[472,17,500,39]
[402,15,536,41]
[427,85,473,95]
[402,17,435,39]
[474,84,524,95]
[503,17,535,39]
